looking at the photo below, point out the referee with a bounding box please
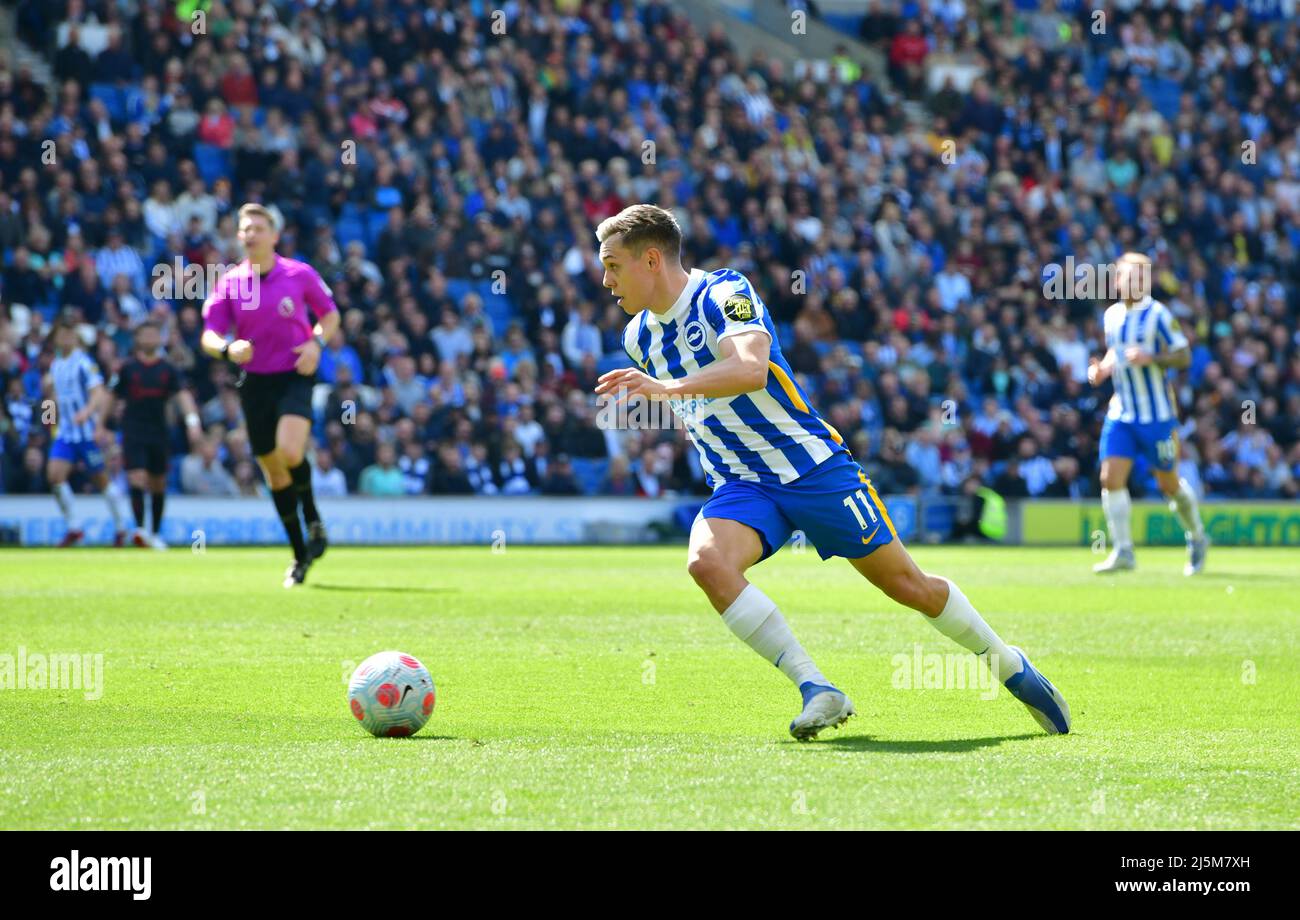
[112,319,203,548]
[200,203,340,587]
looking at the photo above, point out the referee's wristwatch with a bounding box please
[313,334,327,350]
[219,341,231,360]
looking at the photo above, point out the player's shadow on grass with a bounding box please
[803,733,1042,753]
[311,584,457,595]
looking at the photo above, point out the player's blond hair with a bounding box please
[596,204,682,261]
[237,202,279,232]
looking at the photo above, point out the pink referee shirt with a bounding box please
[202,256,338,375]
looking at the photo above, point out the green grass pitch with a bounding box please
[1,545,1296,830]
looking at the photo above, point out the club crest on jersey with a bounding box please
[683,320,708,352]
[722,294,754,322]
[278,296,295,317]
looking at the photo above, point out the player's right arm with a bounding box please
[596,331,770,401]
[200,280,254,365]
[1087,349,1115,386]
[73,383,109,428]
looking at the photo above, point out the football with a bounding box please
[347,651,436,738]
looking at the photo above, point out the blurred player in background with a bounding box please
[200,203,340,587]
[46,317,132,546]
[595,205,1070,739]
[112,320,204,548]
[1088,252,1207,576]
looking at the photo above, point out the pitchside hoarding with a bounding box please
[1021,500,1300,546]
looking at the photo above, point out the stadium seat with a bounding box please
[89,83,126,122]
[334,215,367,251]
[569,457,610,496]
[192,143,231,185]
[596,353,630,375]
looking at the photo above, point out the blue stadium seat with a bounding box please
[446,279,475,303]
[89,83,125,122]
[366,209,390,246]
[334,215,366,250]
[596,353,630,375]
[192,143,231,184]
[1141,77,1182,122]
[569,457,610,496]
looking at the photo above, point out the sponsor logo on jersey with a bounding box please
[722,294,754,322]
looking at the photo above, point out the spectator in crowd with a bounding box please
[359,442,404,497]
[181,436,238,496]
[0,0,1294,542]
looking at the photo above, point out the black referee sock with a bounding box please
[129,487,146,530]
[290,460,320,526]
[151,492,166,534]
[272,485,308,562]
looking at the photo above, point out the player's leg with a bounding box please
[126,465,150,546]
[147,467,169,549]
[242,376,311,583]
[46,448,83,546]
[691,487,853,740]
[90,469,131,546]
[1095,417,1136,573]
[83,440,129,545]
[277,411,326,559]
[256,441,309,571]
[1153,430,1206,575]
[848,537,1070,734]
[690,517,831,689]
[785,458,1067,734]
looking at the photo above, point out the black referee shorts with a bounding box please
[122,436,169,475]
[236,370,315,457]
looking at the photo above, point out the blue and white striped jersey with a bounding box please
[50,349,104,443]
[1102,296,1188,424]
[622,267,848,487]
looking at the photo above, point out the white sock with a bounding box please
[54,482,79,528]
[721,584,828,688]
[926,577,1023,682]
[1170,478,1204,540]
[1101,487,1133,551]
[104,481,129,530]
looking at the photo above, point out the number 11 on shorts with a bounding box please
[843,489,878,530]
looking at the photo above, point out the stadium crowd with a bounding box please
[1,0,1298,511]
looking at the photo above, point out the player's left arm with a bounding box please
[595,331,770,401]
[293,268,341,375]
[170,373,204,445]
[1125,309,1190,369]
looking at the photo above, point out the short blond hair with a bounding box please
[595,204,682,261]
[237,202,279,231]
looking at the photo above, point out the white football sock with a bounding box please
[54,482,79,528]
[1101,487,1133,551]
[1170,478,1204,540]
[104,481,129,530]
[721,583,828,688]
[926,577,1023,682]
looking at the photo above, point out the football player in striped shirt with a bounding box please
[594,205,1070,739]
[46,317,132,546]
[1088,252,1207,575]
